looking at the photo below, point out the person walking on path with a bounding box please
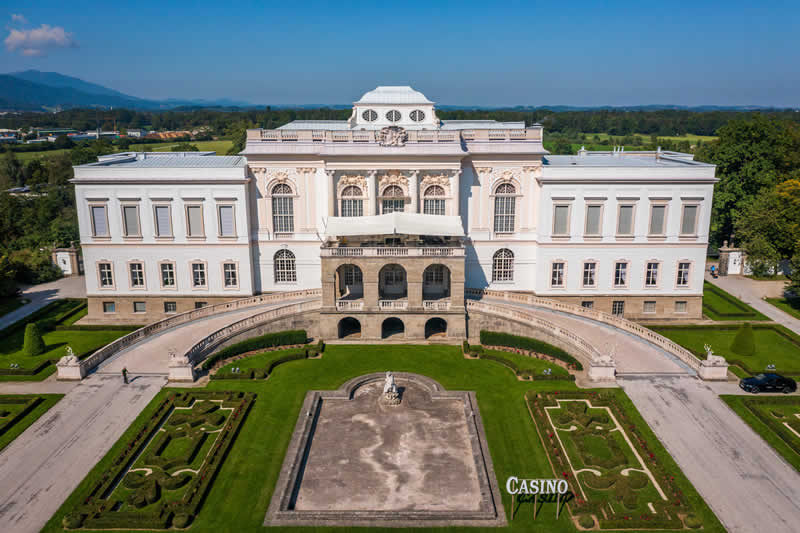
[122,367,128,384]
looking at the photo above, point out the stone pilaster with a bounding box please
[452,169,461,217]
[408,170,419,213]
[367,170,377,216]
[325,170,336,217]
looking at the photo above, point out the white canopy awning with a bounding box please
[324,212,464,238]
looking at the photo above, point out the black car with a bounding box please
[739,373,797,394]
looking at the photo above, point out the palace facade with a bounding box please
[73,86,717,338]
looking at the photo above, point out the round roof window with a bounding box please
[410,109,425,122]
[386,110,401,122]
[362,109,377,122]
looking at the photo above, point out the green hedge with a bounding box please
[0,298,85,338]
[55,324,142,331]
[703,282,761,318]
[479,330,583,370]
[0,396,42,435]
[210,349,309,380]
[200,330,307,370]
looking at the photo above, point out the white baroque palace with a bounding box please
[73,86,716,338]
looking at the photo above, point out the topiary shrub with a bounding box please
[172,512,193,528]
[62,513,84,529]
[684,513,703,529]
[731,323,755,356]
[23,323,45,356]
[578,514,595,529]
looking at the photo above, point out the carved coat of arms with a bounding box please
[375,126,408,147]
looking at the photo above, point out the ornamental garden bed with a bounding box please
[651,323,800,376]
[720,395,800,472]
[702,282,769,321]
[0,394,63,451]
[62,390,254,530]
[527,390,711,530]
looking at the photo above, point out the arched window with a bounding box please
[494,183,516,233]
[423,185,446,215]
[271,183,294,233]
[274,250,296,283]
[492,249,514,282]
[340,185,363,217]
[381,185,405,214]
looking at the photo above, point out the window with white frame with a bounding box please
[129,262,144,288]
[186,205,204,237]
[122,205,140,237]
[675,301,688,313]
[551,262,565,287]
[585,205,602,236]
[91,205,109,237]
[271,184,294,233]
[103,301,115,313]
[643,301,657,313]
[553,204,570,236]
[612,301,625,316]
[98,262,113,287]
[164,301,177,313]
[493,184,516,233]
[646,262,659,286]
[154,205,172,237]
[218,205,236,237]
[160,263,175,288]
[133,301,146,313]
[617,204,634,235]
[492,249,514,282]
[423,185,446,215]
[381,185,405,214]
[582,262,597,287]
[340,186,363,217]
[649,204,666,235]
[274,250,297,283]
[223,262,238,288]
[191,263,206,287]
[614,262,628,287]
[680,205,698,235]
[677,262,691,286]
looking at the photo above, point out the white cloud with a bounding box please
[5,24,77,57]
[11,14,28,24]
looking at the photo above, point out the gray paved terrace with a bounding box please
[706,273,800,335]
[0,276,86,331]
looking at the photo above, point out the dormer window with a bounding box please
[410,109,425,122]
[386,110,401,122]
[362,109,377,122]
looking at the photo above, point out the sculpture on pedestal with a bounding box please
[381,371,401,405]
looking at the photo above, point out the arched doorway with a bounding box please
[338,317,361,339]
[381,317,405,339]
[425,318,447,339]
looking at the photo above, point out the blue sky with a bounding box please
[2,1,799,106]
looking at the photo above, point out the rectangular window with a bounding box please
[582,262,596,287]
[649,205,666,235]
[218,205,235,237]
[192,263,206,287]
[612,301,625,316]
[122,205,140,237]
[343,265,363,286]
[102,301,115,313]
[129,262,144,288]
[646,262,659,286]
[617,204,634,235]
[423,198,446,216]
[424,265,445,284]
[382,199,405,214]
[494,196,515,233]
[341,199,363,217]
[643,301,657,313]
[614,262,628,287]
[164,301,177,313]
[194,301,207,309]
[681,205,698,235]
[553,205,570,235]
[186,205,204,237]
[585,205,602,236]
[154,205,172,237]
[677,262,691,286]
[91,206,109,237]
[133,301,146,313]
[551,262,565,287]
[581,301,594,309]
[223,262,238,287]
[272,197,294,233]
[160,263,175,288]
[675,301,688,313]
[99,262,113,287]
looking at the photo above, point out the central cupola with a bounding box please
[350,86,439,129]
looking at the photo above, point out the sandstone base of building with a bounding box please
[319,309,466,341]
[85,296,243,325]
[545,295,703,321]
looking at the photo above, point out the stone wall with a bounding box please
[86,296,240,325]
[319,310,466,341]
[205,310,321,357]
[546,295,703,320]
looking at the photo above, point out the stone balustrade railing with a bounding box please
[63,289,323,379]
[465,289,702,372]
[379,300,409,310]
[465,299,600,365]
[322,246,465,258]
[249,128,541,143]
[336,300,364,311]
[423,300,451,311]
[184,299,323,365]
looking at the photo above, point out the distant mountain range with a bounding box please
[0,70,793,112]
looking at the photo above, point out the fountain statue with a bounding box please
[381,371,401,406]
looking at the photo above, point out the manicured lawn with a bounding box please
[481,348,570,378]
[766,297,800,321]
[651,324,800,376]
[216,347,306,373]
[45,345,724,532]
[702,281,769,321]
[0,299,137,381]
[721,395,800,472]
[0,297,28,318]
[0,394,63,451]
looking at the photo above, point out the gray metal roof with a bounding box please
[355,86,433,105]
[440,120,525,130]
[543,151,713,167]
[277,119,526,131]
[80,152,247,168]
